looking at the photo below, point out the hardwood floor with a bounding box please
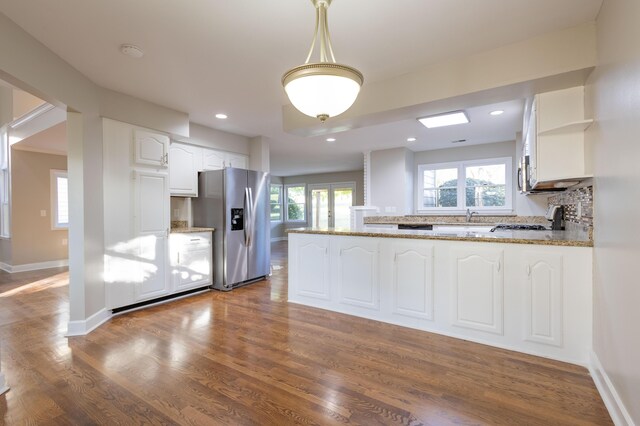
[0,242,611,425]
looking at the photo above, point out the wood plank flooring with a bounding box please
[0,241,611,425]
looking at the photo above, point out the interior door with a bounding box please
[309,183,355,228]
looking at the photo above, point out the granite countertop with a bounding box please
[365,215,549,225]
[170,227,215,234]
[286,227,593,247]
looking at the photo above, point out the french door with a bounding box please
[309,182,355,228]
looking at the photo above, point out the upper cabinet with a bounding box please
[201,148,248,171]
[169,142,200,197]
[202,149,226,171]
[133,129,169,168]
[226,152,248,169]
[525,86,593,189]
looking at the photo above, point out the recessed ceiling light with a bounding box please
[490,110,505,116]
[326,138,336,143]
[417,111,469,128]
[120,44,144,58]
[215,113,228,119]
[407,137,416,142]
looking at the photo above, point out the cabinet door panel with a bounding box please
[202,149,225,170]
[169,144,198,196]
[336,239,379,310]
[524,252,563,346]
[134,171,170,301]
[296,237,330,299]
[392,243,434,320]
[134,129,168,168]
[226,153,247,169]
[452,248,504,334]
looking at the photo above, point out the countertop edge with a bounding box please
[286,229,593,248]
[170,227,215,234]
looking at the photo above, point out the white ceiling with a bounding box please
[0,0,602,176]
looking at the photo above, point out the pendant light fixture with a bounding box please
[282,0,364,123]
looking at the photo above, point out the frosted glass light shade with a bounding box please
[282,63,363,121]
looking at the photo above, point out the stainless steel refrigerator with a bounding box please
[192,168,270,291]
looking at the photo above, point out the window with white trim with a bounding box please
[285,184,306,222]
[270,184,283,222]
[0,126,10,238]
[51,170,69,229]
[416,157,512,213]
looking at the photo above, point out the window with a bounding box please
[285,184,306,222]
[270,184,283,221]
[51,170,69,229]
[0,126,9,238]
[417,157,512,213]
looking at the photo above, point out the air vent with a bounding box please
[451,139,467,144]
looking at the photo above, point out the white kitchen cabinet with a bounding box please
[288,232,593,365]
[133,129,169,168]
[522,252,564,347]
[202,148,248,171]
[169,142,200,196]
[333,237,380,310]
[527,86,593,188]
[133,170,170,302]
[289,234,331,300]
[226,152,248,169]
[202,149,226,170]
[391,241,434,321]
[170,232,212,292]
[451,247,504,335]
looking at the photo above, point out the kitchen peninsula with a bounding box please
[287,226,592,365]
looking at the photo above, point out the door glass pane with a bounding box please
[332,188,353,228]
[310,188,329,228]
[465,164,506,207]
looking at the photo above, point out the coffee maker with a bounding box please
[545,205,565,230]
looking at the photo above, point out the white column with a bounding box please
[249,136,270,173]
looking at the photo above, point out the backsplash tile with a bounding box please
[548,186,593,228]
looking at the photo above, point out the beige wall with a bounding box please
[271,171,364,239]
[587,0,640,422]
[10,148,68,265]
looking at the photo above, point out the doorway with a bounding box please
[309,182,355,229]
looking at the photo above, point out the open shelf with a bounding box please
[538,119,594,136]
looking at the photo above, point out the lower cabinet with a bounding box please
[451,247,504,334]
[288,233,592,365]
[169,232,213,292]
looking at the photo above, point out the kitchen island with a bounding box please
[287,227,592,365]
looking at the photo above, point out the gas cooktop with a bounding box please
[490,224,550,232]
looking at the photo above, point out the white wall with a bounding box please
[586,0,640,423]
[413,141,549,216]
[177,122,250,155]
[370,148,414,215]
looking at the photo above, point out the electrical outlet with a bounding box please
[40,210,47,217]
[577,201,582,220]
[61,238,68,246]
[173,209,180,218]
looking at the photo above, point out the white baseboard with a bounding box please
[270,237,287,242]
[0,372,8,395]
[589,350,635,426]
[66,308,111,337]
[0,259,69,273]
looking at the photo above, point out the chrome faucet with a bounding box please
[465,208,478,222]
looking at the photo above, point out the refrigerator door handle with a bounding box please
[244,187,252,247]
[248,187,254,247]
